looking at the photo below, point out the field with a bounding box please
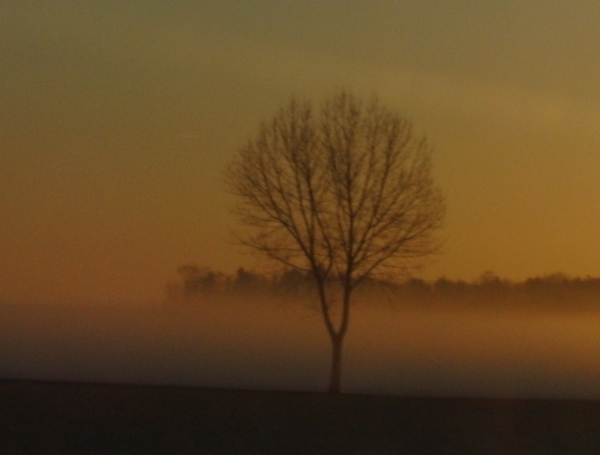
[3,379,600,454]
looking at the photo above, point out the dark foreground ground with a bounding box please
[2,379,600,454]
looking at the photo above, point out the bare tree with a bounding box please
[225,91,445,393]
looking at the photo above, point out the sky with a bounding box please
[2,1,600,304]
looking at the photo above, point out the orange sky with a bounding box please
[2,1,600,304]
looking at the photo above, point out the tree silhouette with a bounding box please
[226,91,445,393]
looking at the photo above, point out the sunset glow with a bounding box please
[2,2,600,303]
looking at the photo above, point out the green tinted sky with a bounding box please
[2,1,600,303]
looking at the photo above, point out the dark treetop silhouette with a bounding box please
[225,91,445,393]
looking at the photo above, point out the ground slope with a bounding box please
[2,379,600,454]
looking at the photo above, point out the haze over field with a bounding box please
[2,1,600,304]
[3,299,600,398]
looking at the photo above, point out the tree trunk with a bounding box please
[327,334,343,394]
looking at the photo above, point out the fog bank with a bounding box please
[2,299,600,398]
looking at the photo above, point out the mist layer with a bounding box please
[1,300,600,398]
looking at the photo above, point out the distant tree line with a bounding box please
[400,272,600,310]
[166,265,313,301]
[166,266,600,311]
